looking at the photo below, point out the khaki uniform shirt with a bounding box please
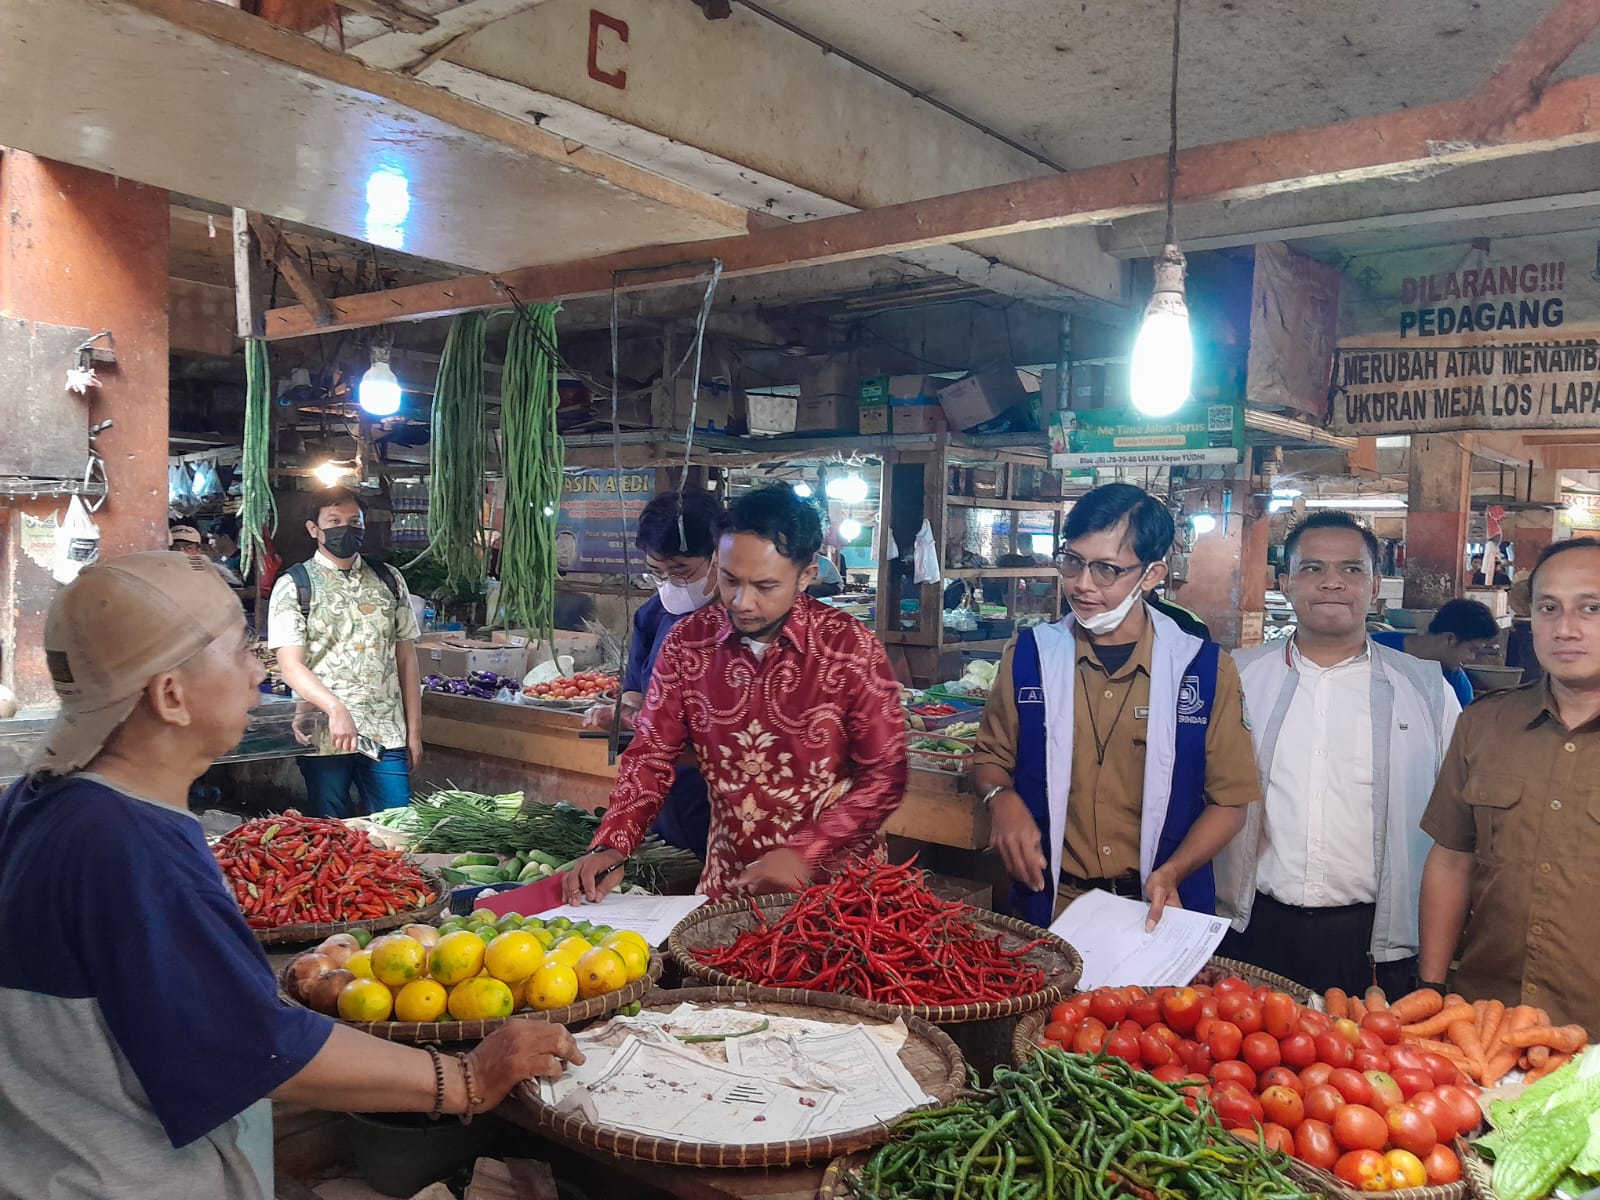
[973,622,1260,879]
[266,555,420,753]
[1421,682,1600,1035]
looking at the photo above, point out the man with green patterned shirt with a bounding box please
[267,488,422,816]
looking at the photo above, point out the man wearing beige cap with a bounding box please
[0,552,581,1200]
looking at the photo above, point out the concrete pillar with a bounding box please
[1402,435,1471,609]
[1171,475,1269,649]
[0,151,169,706]
[1508,470,1563,573]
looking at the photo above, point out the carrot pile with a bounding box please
[1324,984,1588,1087]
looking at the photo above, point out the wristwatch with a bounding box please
[979,784,1010,807]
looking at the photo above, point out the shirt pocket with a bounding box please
[1463,773,1525,866]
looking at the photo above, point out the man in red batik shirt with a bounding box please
[567,484,907,901]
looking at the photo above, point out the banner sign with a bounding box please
[1050,404,1243,468]
[556,469,657,572]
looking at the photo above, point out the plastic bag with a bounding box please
[913,519,942,584]
[54,495,100,583]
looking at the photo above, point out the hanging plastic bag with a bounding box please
[54,495,100,583]
[885,528,900,560]
[913,519,942,584]
[168,463,188,505]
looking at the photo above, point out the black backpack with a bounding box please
[288,560,406,620]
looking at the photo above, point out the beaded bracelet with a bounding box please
[456,1053,482,1125]
[424,1046,447,1120]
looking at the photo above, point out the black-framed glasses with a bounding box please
[1059,551,1147,587]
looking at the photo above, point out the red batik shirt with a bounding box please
[590,594,908,899]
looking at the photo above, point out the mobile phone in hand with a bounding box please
[356,735,383,761]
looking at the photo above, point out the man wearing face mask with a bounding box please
[268,488,422,817]
[583,491,721,857]
[973,483,1261,931]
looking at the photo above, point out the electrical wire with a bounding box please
[1165,0,1182,246]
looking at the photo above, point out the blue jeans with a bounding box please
[296,748,411,818]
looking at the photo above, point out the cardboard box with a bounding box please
[939,369,1028,431]
[859,403,890,435]
[659,378,738,433]
[892,403,948,434]
[747,391,797,436]
[795,393,858,433]
[859,376,890,407]
[415,637,529,681]
[888,375,938,406]
[799,355,858,402]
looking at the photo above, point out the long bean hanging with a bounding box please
[498,304,564,645]
[417,312,489,596]
[237,338,275,577]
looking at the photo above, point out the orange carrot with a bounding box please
[1527,1051,1573,1084]
[1389,989,1444,1024]
[1507,1024,1587,1053]
[1365,987,1388,1013]
[1482,1046,1520,1086]
[1349,997,1368,1022]
[1498,1005,1541,1050]
[1527,1045,1551,1069]
[1325,988,1349,1019]
[1446,993,1466,1008]
[1402,1003,1477,1038]
[1479,998,1507,1054]
[1450,1019,1489,1076]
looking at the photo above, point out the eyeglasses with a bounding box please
[1059,551,1148,588]
[642,567,708,588]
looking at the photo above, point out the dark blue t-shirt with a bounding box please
[626,596,711,857]
[1370,630,1474,707]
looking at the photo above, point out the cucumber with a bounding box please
[523,850,564,869]
[449,853,500,868]
[507,854,527,877]
[517,862,542,883]
[452,864,508,884]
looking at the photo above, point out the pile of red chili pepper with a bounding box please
[214,811,434,928]
[693,858,1050,1006]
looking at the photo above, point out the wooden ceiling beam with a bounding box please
[1471,0,1600,135]
[248,215,336,328]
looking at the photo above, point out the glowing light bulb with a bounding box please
[313,461,353,487]
[825,474,869,504]
[838,518,863,541]
[792,482,813,498]
[1130,245,1192,418]
[1190,512,1218,535]
[358,359,402,417]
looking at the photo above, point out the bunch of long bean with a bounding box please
[497,304,563,644]
[852,1052,1310,1200]
[237,338,276,577]
[416,312,488,596]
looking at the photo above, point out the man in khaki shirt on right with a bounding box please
[1419,537,1600,1037]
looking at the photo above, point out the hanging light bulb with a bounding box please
[825,473,869,504]
[792,482,813,498]
[1189,511,1217,535]
[838,518,863,541]
[359,345,402,417]
[313,460,354,487]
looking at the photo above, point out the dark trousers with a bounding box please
[296,748,411,819]
[1219,891,1419,998]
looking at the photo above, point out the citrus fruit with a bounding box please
[485,931,545,984]
[345,948,375,979]
[393,979,449,1022]
[337,977,394,1022]
[525,961,579,1011]
[549,935,593,967]
[575,946,628,999]
[606,938,650,982]
[521,916,546,929]
[602,929,650,956]
[369,934,427,986]
[468,909,498,925]
[547,916,572,931]
[529,927,556,950]
[498,911,524,924]
[348,927,374,948]
[448,976,516,1021]
[430,930,488,986]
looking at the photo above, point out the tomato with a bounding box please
[1210,1081,1265,1131]
[1212,1060,1257,1092]
[1195,1016,1219,1044]
[1419,1052,1462,1088]
[1383,1148,1428,1190]
[1357,1028,1388,1055]
[1304,1083,1344,1124]
[1150,1063,1187,1084]
[1261,1066,1304,1094]
[1361,1012,1403,1045]
[1392,1069,1433,1100]
[1300,1062,1336,1090]
[1239,1122,1296,1156]
[1044,1020,1077,1044]
[1295,1119,1340,1171]
[1181,1041,1214,1076]
[1145,1022,1181,1049]
[1333,1104,1390,1153]
[1333,1018,1363,1046]
[1385,1104,1437,1157]
[1329,1068,1374,1107]
[1104,1029,1142,1066]
[1198,996,1221,1022]
[1207,1019,1244,1063]
[1232,1002,1264,1036]
[1260,1084,1306,1130]
[1298,1010,1332,1036]
[1128,994,1163,1027]
[1363,1070,1404,1114]
[1434,1085,1482,1137]
[1071,1018,1108,1055]
[1411,1091,1457,1142]
[1316,1031,1356,1068]
[1242,1031,1282,1073]
[1215,976,1252,997]
[1090,990,1129,1027]
[1118,1019,1142,1037]
[1139,1031,1174,1066]
[1217,991,1252,1022]
[1334,1149,1390,1191]
[1281,1032,1318,1070]
[1050,999,1086,1025]
[1423,1144,1462,1185]
[1386,1046,1429,1076]
[1263,991,1300,1039]
[1353,1049,1391,1074]
[1162,987,1203,1035]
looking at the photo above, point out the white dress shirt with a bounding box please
[1256,641,1378,907]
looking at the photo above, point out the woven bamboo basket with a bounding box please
[251,869,449,946]
[1011,955,1316,1065]
[818,1152,870,1199]
[512,986,967,1169]
[1285,1139,1473,1200]
[1459,1141,1495,1200]
[278,952,662,1043]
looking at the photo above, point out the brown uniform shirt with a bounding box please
[972,620,1261,879]
[1421,682,1600,1035]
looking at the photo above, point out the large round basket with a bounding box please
[512,986,967,1169]
[278,952,662,1043]
[1011,955,1316,1065]
[1284,1138,1473,1200]
[251,870,449,946]
[818,1153,870,1199]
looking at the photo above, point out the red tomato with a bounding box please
[1263,991,1301,1039]
[1195,1016,1219,1044]
[1044,1020,1077,1045]
[1392,1069,1433,1100]
[1329,1068,1374,1107]
[1242,1032,1282,1073]
[1384,1148,1427,1190]
[1237,1122,1296,1156]
[1090,990,1129,1027]
[1139,1031,1174,1066]
[1304,1083,1344,1124]
[1150,1063,1187,1084]
[1071,1018,1108,1055]
[1215,976,1253,997]
[1210,1082,1265,1131]
[1212,1060,1257,1092]
[1420,1052,1462,1088]
[1411,1091,1457,1142]
[1105,1029,1142,1065]
[1207,1020,1244,1063]
[1333,1104,1390,1153]
[1260,1084,1306,1130]
[1356,1028,1387,1054]
[1298,1010,1332,1036]
[1434,1085,1482,1137]
[1333,1018,1363,1046]
[1385,1104,1437,1157]
[1295,1119,1340,1171]
[1128,994,1163,1027]
[1423,1144,1462,1185]
[1118,1019,1143,1036]
[1261,1066,1304,1094]
[1300,1062,1336,1090]
[1198,996,1221,1022]
[1363,1070,1404,1113]
[1281,1032,1318,1070]
[1361,1012,1403,1045]
[1316,1031,1356,1068]
[1334,1149,1390,1191]
[1145,1022,1181,1049]
[1386,1046,1429,1076]
[1162,988,1203,1035]
[1217,991,1252,1022]
[1181,1041,1215,1076]
[1052,998,1089,1025]
[1232,1002,1264,1036]
[1353,1050,1391,1074]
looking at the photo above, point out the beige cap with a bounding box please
[169,524,201,546]
[30,551,244,776]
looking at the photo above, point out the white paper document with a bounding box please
[726,1024,933,1131]
[1048,888,1229,990]
[531,892,710,946]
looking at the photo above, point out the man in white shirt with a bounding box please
[1214,511,1460,996]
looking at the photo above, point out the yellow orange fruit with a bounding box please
[548,935,592,967]
[606,938,650,982]
[337,977,394,1022]
[484,931,544,985]
[393,979,449,1023]
[574,947,628,1000]
[525,961,579,1011]
[429,930,487,986]
[368,935,427,986]
[345,948,375,979]
[602,929,650,956]
[447,976,516,1021]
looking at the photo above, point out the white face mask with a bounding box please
[658,569,718,616]
[1069,567,1152,635]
